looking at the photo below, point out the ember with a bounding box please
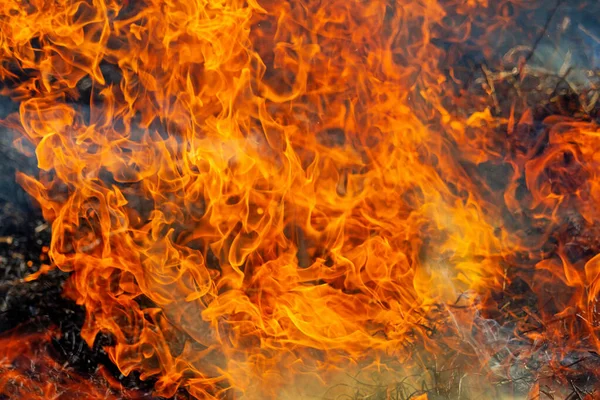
[0,0,599,399]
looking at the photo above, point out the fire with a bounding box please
[1,0,599,398]
[0,325,146,399]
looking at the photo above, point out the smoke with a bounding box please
[0,102,39,212]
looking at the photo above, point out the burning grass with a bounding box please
[1,0,600,399]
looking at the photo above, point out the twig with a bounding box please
[34,223,49,233]
[562,357,588,369]
[481,64,500,115]
[0,277,25,291]
[585,91,599,113]
[540,387,555,399]
[578,24,600,45]
[569,380,583,400]
[523,0,565,65]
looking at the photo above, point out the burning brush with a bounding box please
[0,0,600,399]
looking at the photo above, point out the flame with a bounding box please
[0,326,145,399]
[1,0,599,398]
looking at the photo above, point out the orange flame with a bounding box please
[0,326,146,399]
[1,0,599,398]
